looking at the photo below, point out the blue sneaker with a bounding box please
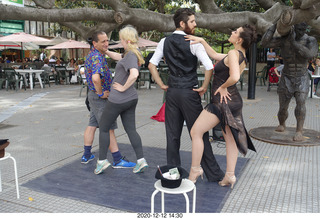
[112,156,136,168]
[94,159,111,175]
[133,159,148,173]
[81,154,95,164]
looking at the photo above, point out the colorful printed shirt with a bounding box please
[85,47,112,92]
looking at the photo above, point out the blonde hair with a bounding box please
[119,25,145,65]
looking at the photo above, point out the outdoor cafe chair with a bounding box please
[28,64,37,69]
[40,66,51,88]
[76,65,84,84]
[136,67,151,89]
[0,70,6,90]
[315,79,320,95]
[4,68,26,91]
[256,66,268,86]
[54,66,67,85]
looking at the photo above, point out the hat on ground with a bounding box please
[155,165,189,189]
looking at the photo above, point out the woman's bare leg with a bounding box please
[219,125,238,188]
[189,109,220,181]
[222,125,239,173]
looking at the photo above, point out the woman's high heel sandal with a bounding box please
[218,172,236,189]
[189,166,204,183]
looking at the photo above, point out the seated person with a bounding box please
[4,57,10,63]
[49,56,56,63]
[41,58,54,71]
[19,58,30,69]
[41,58,55,77]
[307,58,320,95]
[79,66,86,81]
[67,58,78,69]
[67,58,79,82]
[55,59,63,67]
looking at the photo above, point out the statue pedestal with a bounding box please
[249,126,320,146]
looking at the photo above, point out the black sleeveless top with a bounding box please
[205,50,256,156]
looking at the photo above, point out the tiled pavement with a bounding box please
[0,81,319,214]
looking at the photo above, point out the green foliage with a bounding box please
[215,0,263,12]
[194,28,234,52]
[279,0,293,6]
[54,0,116,9]
[55,0,88,9]
[123,0,147,8]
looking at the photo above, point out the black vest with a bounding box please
[163,34,198,89]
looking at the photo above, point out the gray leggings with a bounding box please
[98,98,143,160]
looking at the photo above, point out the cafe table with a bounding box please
[15,69,44,90]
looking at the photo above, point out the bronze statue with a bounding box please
[261,23,318,141]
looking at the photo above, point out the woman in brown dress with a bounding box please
[185,25,257,188]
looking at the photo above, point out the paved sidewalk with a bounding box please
[0,83,319,213]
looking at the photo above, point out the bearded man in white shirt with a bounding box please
[148,8,224,182]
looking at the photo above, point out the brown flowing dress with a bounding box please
[204,50,256,156]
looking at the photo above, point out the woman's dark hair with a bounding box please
[173,8,195,28]
[239,24,257,50]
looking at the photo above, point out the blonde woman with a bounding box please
[96,25,148,174]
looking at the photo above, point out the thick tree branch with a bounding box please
[61,21,118,40]
[292,0,320,9]
[254,0,277,10]
[194,0,223,14]
[120,8,174,32]
[197,11,271,35]
[277,3,320,35]
[60,22,92,38]
[309,16,320,36]
[32,0,55,9]
[0,1,319,40]
[196,3,287,35]
[91,0,128,11]
[0,6,115,22]
[300,0,320,10]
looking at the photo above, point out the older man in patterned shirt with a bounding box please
[82,31,135,174]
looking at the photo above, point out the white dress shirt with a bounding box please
[149,30,213,70]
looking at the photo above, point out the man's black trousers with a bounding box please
[165,88,224,182]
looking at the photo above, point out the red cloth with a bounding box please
[268,67,279,84]
[150,102,165,122]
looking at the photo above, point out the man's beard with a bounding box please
[184,24,195,35]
